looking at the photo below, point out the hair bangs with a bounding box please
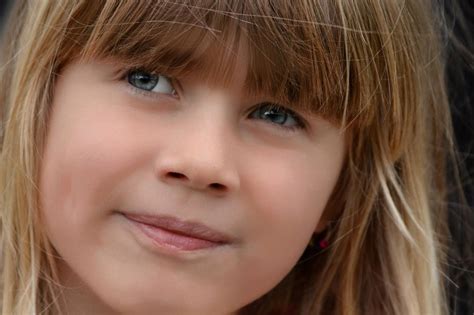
[67,1,243,85]
[64,0,366,126]
[242,4,349,123]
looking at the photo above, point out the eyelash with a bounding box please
[122,68,307,133]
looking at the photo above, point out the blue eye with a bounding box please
[249,103,305,131]
[127,70,176,95]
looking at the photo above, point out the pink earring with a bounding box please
[309,235,330,252]
[316,239,329,250]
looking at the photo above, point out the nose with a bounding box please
[154,110,240,195]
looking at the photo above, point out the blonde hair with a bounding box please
[0,1,456,314]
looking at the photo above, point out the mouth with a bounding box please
[120,212,232,251]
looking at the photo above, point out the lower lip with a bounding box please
[124,215,224,251]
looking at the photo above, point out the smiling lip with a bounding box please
[122,213,232,251]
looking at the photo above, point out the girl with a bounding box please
[0,1,468,314]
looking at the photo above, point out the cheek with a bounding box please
[39,63,164,218]
[244,146,342,233]
[38,98,151,245]
[232,145,344,292]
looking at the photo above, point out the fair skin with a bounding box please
[39,51,345,314]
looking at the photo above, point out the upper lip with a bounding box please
[122,212,233,244]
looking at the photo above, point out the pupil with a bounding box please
[263,109,287,124]
[139,76,150,83]
[129,71,158,91]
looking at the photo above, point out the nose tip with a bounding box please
[156,155,240,195]
[153,106,240,195]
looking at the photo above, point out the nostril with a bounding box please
[168,172,186,179]
[164,172,227,191]
[209,183,226,191]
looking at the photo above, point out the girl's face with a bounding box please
[40,51,345,314]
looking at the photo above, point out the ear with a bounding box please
[314,217,328,233]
